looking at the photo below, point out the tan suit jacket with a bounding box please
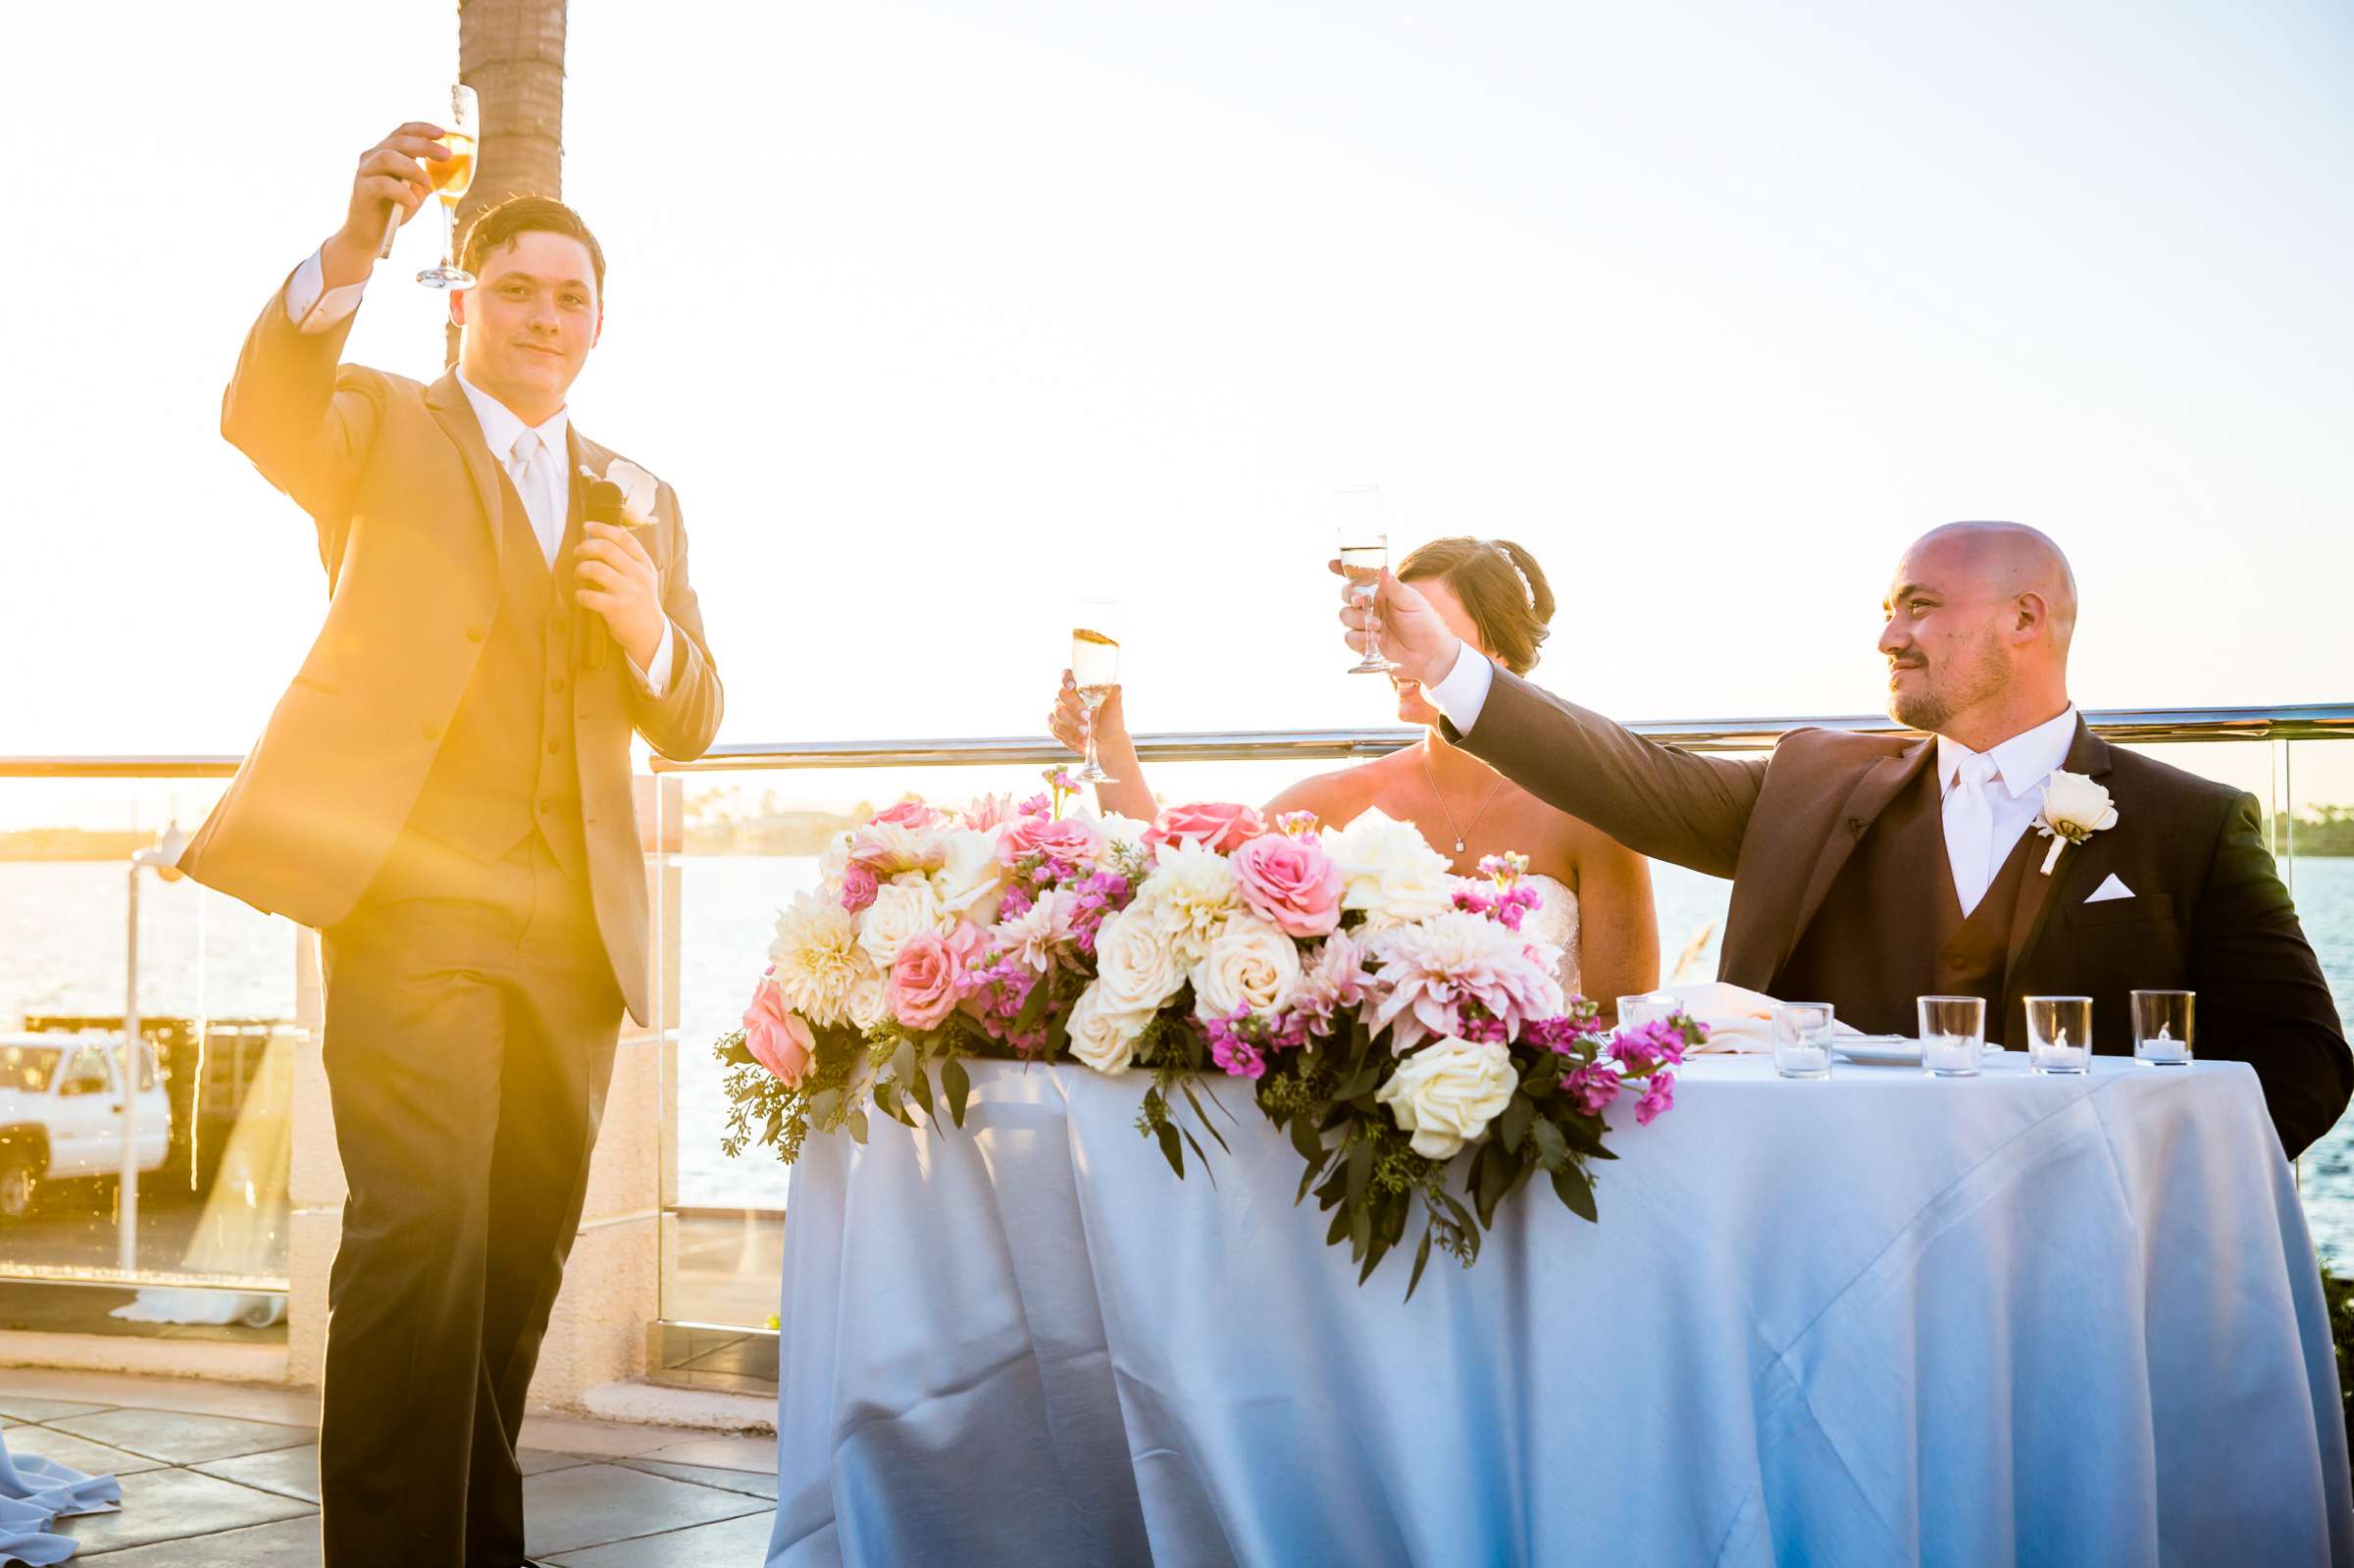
[1454,671,2350,1155]
[180,281,723,1025]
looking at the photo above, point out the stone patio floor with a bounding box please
[1,1369,777,1565]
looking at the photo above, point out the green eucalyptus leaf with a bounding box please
[943,1055,971,1128]
[1499,1095,1534,1155]
[1346,1137,1375,1207]
[1407,1226,1436,1301]
[1552,1162,1598,1222]
[845,1107,869,1145]
[1529,1115,1568,1173]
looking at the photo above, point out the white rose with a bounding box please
[767,889,878,1028]
[1092,904,1190,1014]
[1093,812,1153,852]
[856,876,952,968]
[1066,983,1151,1075]
[1137,840,1243,964]
[1190,912,1305,1020]
[847,967,890,1032]
[855,819,944,875]
[932,828,1008,925]
[1375,1037,1519,1160]
[1326,809,1457,930]
[603,458,662,528]
[2039,771,2119,835]
[816,830,854,884]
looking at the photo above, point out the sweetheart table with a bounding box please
[765,1053,2352,1567]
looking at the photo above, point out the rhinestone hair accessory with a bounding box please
[1488,540,1536,611]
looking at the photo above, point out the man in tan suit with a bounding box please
[1343,522,2348,1156]
[181,122,722,1567]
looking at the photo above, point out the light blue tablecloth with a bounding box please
[769,1053,2353,1567]
[0,1427,117,1567]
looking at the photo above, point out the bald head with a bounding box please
[1911,522,2078,651]
[1878,521,2078,748]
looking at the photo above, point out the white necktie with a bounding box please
[510,428,564,565]
[1943,751,2001,917]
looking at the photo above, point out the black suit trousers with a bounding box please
[317,830,623,1568]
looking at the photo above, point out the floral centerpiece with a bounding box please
[718,773,1699,1293]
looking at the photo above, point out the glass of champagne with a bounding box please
[1069,597,1122,784]
[416,84,481,288]
[1336,486,1398,675]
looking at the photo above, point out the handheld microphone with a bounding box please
[580,479,630,671]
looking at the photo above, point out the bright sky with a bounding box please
[8,0,2352,783]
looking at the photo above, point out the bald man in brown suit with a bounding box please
[1344,522,2347,1157]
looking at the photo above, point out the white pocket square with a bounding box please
[2084,874,2135,903]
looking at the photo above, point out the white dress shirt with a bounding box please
[1425,638,2079,917]
[281,250,673,695]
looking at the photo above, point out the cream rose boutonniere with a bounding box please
[2033,771,2119,874]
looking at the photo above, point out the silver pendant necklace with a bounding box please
[1421,746,1506,856]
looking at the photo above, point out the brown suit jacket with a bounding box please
[1455,671,2350,1156]
[179,280,724,1025]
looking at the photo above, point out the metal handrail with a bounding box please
[4,702,2348,779]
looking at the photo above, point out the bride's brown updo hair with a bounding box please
[1397,537,1556,675]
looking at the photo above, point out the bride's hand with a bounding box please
[1051,671,1131,756]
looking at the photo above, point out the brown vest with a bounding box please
[398,462,589,880]
[1775,760,2038,1042]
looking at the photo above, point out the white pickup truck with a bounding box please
[0,1034,171,1220]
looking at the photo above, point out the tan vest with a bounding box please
[398,464,589,881]
[1776,761,2037,1042]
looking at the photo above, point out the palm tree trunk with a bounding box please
[448,0,568,364]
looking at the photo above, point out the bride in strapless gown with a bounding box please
[1051,535,1656,1016]
[1516,872,1584,998]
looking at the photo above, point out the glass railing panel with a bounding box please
[2279,737,2354,1260]
[0,773,292,1341]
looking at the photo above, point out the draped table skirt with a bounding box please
[767,1054,2353,1567]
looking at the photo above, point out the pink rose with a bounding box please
[873,799,945,831]
[1231,832,1343,936]
[1144,801,1267,855]
[889,933,963,1032]
[998,814,1106,868]
[742,977,815,1087]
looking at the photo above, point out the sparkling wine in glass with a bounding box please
[1070,599,1122,784]
[1336,486,1397,675]
[416,84,481,288]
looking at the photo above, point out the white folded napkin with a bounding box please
[1651,983,1863,1055]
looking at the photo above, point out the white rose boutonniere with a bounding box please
[2033,771,2119,874]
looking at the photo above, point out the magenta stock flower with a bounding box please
[840,864,879,915]
[1635,1071,1676,1127]
[1561,1061,1621,1116]
[1231,832,1344,937]
[1609,1019,1690,1072]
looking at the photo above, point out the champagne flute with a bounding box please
[1336,486,1397,674]
[382,84,481,288]
[1069,598,1123,784]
